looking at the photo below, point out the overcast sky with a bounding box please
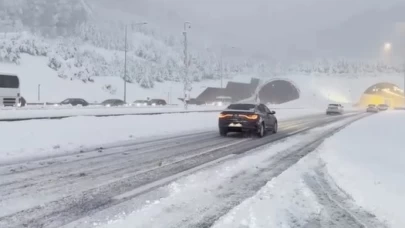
[94,0,405,62]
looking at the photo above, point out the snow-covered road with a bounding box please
[0,108,324,164]
[0,111,366,228]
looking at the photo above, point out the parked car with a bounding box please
[188,98,205,105]
[148,99,167,106]
[377,104,389,111]
[133,100,148,107]
[366,104,379,113]
[178,98,205,105]
[326,103,344,115]
[218,103,278,137]
[60,98,89,106]
[101,99,126,107]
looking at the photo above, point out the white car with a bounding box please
[377,104,389,111]
[326,104,344,115]
[366,104,379,113]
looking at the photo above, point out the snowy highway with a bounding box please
[0,111,371,228]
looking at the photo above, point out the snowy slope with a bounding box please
[321,111,405,228]
[2,53,404,107]
[0,54,251,104]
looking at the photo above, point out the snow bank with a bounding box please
[0,108,322,164]
[0,105,226,120]
[321,111,405,228]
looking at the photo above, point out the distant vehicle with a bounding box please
[212,96,232,106]
[178,98,205,105]
[218,103,278,137]
[377,104,389,111]
[60,98,89,106]
[326,103,344,115]
[0,73,20,107]
[188,98,205,105]
[133,100,148,107]
[366,104,379,113]
[101,99,126,107]
[148,99,167,106]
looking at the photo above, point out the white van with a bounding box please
[0,73,20,106]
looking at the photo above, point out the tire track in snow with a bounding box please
[302,167,390,228]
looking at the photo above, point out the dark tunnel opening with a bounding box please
[258,80,300,104]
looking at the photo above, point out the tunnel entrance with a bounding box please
[359,82,404,108]
[258,79,300,104]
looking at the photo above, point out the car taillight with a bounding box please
[219,113,232,118]
[240,114,258,120]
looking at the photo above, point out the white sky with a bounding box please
[94,0,405,61]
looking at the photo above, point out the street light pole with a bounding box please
[123,22,147,103]
[37,84,41,102]
[220,46,235,88]
[403,62,405,107]
[183,21,191,109]
[124,24,128,103]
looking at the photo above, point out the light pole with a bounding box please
[183,21,191,109]
[220,46,236,88]
[403,62,405,107]
[383,42,405,106]
[123,22,147,103]
[37,84,41,102]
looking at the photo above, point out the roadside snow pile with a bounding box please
[0,104,225,120]
[321,111,405,228]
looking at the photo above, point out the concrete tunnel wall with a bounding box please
[257,79,301,104]
[358,82,405,107]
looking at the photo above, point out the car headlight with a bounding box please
[152,103,156,106]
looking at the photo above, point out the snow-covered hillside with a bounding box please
[0,54,253,103]
[2,53,404,107]
[0,0,250,90]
